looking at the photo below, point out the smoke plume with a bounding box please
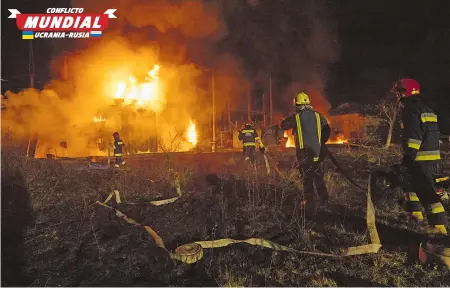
[2,0,247,157]
[282,0,339,116]
[234,0,339,116]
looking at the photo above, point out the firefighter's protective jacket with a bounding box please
[281,109,330,161]
[114,139,125,156]
[238,126,264,148]
[401,97,441,164]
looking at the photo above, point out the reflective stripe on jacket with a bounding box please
[239,126,263,147]
[114,140,124,156]
[281,109,330,161]
[401,97,440,162]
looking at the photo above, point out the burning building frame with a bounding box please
[2,59,201,159]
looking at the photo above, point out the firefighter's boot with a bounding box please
[425,202,449,236]
[302,194,317,214]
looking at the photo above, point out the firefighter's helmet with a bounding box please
[392,78,420,97]
[245,121,253,127]
[113,132,119,137]
[295,92,311,105]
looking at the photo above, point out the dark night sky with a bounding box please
[2,0,450,128]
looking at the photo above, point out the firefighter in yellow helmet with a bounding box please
[281,92,331,210]
[238,121,265,163]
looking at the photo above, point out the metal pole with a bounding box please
[262,93,266,127]
[247,85,251,121]
[29,41,35,89]
[107,142,111,167]
[26,41,35,159]
[212,70,216,152]
[227,96,231,132]
[269,77,273,126]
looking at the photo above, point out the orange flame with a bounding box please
[187,120,197,146]
[113,64,162,112]
[284,130,295,148]
[327,134,348,144]
[93,115,106,122]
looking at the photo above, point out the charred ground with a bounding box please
[1,148,450,286]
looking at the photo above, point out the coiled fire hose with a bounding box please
[95,172,381,264]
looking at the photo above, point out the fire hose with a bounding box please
[272,146,367,191]
[95,171,382,265]
[323,146,367,191]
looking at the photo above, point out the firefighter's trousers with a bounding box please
[298,158,329,205]
[243,146,256,163]
[403,162,448,234]
[114,156,125,167]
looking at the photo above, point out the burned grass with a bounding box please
[1,150,450,286]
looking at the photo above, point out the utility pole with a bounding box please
[247,85,251,121]
[227,96,231,132]
[262,93,266,127]
[26,41,35,159]
[212,70,216,152]
[269,77,273,126]
[29,41,35,88]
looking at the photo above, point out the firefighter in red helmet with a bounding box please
[393,78,448,236]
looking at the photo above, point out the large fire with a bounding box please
[187,120,197,146]
[114,64,163,111]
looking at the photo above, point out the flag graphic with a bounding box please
[22,31,34,40]
[90,31,102,37]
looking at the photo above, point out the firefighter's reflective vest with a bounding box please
[238,126,263,148]
[402,97,441,163]
[114,139,124,156]
[281,109,329,161]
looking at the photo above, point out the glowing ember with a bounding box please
[284,130,295,148]
[93,115,106,122]
[113,64,162,111]
[327,134,348,144]
[187,120,197,146]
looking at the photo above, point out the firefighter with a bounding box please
[238,122,265,163]
[112,132,126,168]
[281,92,331,209]
[393,78,448,235]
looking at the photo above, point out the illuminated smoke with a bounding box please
[2,0,247,157]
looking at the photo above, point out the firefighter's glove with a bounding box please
[260,147,265,154]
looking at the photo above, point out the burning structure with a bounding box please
[1,0,249,158]
[327,103,380,145]
[2,60,201,158]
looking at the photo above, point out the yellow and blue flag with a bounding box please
[22,31,34,40]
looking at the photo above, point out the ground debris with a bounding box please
[2,151,449,286]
